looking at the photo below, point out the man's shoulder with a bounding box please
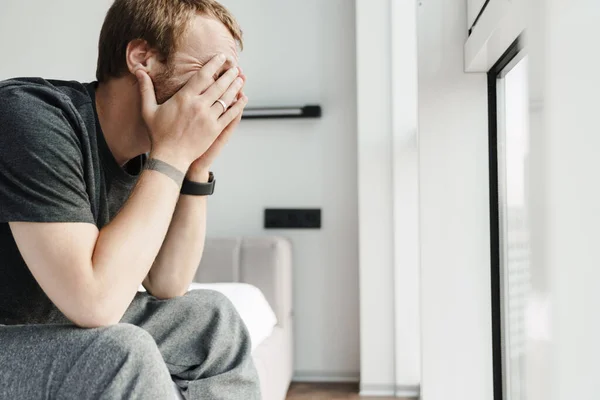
[0,77,93,111]
[0,78,96,147]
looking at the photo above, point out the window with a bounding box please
[488,38,531,400]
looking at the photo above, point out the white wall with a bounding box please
[0,0,361,380]
[356,0,421,396]
[211,0,360,381]
[418,0,494,399]
[355,0,397,393]
[391,0,421,395]
[527,0,600,399]
[0,0,112,80]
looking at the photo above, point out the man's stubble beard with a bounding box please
[153,65,181,105]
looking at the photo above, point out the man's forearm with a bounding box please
[143,169,209,298]
[91,166,182,323]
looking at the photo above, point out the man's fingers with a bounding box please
[233,90,245,104]
[181,53,228,96]
[224,110,243,135]
[210,76,245,117]
[218,95,248,129]
[206,111,243,157]
[203,66,240,105]
[135,69,157,118]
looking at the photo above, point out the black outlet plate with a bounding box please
[264,209,322,229]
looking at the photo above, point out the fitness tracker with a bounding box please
[180,172,216,196]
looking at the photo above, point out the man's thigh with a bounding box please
[0,323,173,400]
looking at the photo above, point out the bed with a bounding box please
[170,236,294,400]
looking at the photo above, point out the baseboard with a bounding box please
[293,374,420,398]
[360,383,420,398]
[292,370,360,383]
[395,385,421,398]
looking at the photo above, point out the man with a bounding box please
[0,0,260,399]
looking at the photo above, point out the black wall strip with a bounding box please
[241,105,322,120]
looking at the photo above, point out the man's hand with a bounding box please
[187,72,248,180]
[187,97,247,179]
[135,54,248,173]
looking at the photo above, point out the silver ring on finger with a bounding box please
[215,99,228,115]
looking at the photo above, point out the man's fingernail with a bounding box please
[218,53,226,62]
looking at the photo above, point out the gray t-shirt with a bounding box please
[0,78,144,325]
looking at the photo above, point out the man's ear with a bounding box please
[125,39,162,75]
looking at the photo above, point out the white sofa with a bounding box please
[183,236,294,400]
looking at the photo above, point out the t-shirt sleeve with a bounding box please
[0,84,95,224]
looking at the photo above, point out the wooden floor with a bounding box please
[286,383,414,400]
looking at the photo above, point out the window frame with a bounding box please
[487,36,524,400]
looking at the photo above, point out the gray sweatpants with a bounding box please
[0,289,261,400]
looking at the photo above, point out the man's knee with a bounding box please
[178,290,254,370]
[98,323,161,363]
[184,289,240,320]
[182,290,251,346]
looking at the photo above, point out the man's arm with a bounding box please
[143,100,246,298]
[142,67,247,299]
[10,169,181,328]
[142,170,209,299]
[9,55,246,328]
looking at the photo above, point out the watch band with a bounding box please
[145,158,185,187]
[181,172,216,196]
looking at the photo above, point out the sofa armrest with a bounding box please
[194,236,293,327]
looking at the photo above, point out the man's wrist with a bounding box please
[149,148,191,173]
[145,159,186,187]
[186,168,210,183]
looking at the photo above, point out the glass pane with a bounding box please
[498,56,530,400]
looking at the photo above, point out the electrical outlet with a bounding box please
[264,209,322,229]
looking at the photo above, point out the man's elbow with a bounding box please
[72,314,120,329]
[144,277,187,300]
[67,301,123,329]
[147,286,187,300]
